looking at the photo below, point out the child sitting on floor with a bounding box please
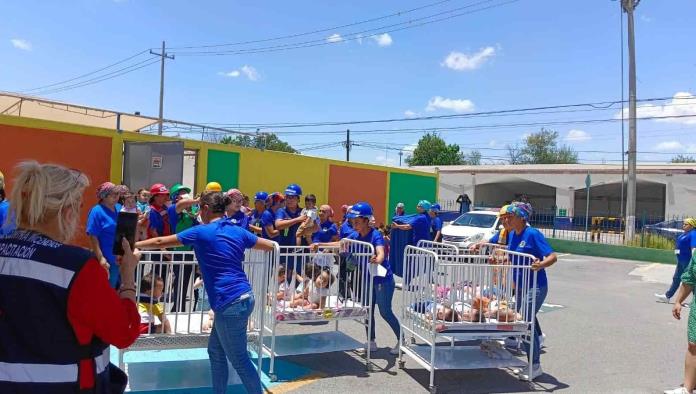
[138,273,171,334]
[296,194,320,246]
[291,268,334,310]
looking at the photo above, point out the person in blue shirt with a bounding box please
[166,183,199,312]
[0,170,16,236]
[135,191,275,394]
[274,183,307,246]
[248,191,268,235]
[261,193,284,240]
[312,205,339,243]
[312,202,401,355]
[224,188,250,230]
[656,218,696,303]
[429,203,443,242]
[339,205,355,239]
[391,200,432,246]
[505,201,557,381]
[86,182,122,288]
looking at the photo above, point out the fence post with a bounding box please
[640,211,646,247]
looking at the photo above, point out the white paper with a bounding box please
[370,263,388,277]
[676,249,680,255]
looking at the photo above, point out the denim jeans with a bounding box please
[208,292,262,394]
[369,277,401,342]
[666,259,690,298]
[170,254,195,312]
[516,285,548,365]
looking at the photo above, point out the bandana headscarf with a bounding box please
[320,204,334,219]
[225,188,244,203]
[685,218,696,228]
[506,201,533,221]
[97,182,117,200]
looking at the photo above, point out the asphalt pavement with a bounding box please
[268,254,688,394]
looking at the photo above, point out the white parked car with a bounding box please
[441,210,500,249]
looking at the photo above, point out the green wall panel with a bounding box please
[207,149,240,191]
[388,172,437,218]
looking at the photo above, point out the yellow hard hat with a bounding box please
[205,181,222,192]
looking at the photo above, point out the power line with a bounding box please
[19,49,151,93]
[167,0,455,50]
[170,0,519,56]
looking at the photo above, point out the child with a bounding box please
[121,191,138,214]
[296,194,320,246]
[137,273,172,334]
[292,269,334,310]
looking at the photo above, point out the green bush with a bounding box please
[625,232,675,250]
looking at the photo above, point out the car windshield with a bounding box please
[452,213,497,228]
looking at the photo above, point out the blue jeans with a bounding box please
[666,259,690,298]
[369,277,401,342]
[516,285,548,365]
[208,293,262,394]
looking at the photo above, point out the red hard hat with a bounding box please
[150,183,169,196]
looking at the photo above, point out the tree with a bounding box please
[506,128,578,164]
[220,133,297,153]
[672,155,696,163]
[405,133,479,166]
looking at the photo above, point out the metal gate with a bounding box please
[123,141,184,192]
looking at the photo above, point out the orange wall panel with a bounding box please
[0,124,113,246]
[328,164,387,225]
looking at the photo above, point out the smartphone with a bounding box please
[113,212,139,256]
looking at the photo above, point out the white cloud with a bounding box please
[218,65,259,81]
[404,110,419,118]
[640,15,652,22]
[240,65,259,81]
[372,33,393,47]
[402,143,417,153]
[615,92,696,125]
[11,39,32,51]
[565,129,591,142]
[441,46,496,71]
[218,70,241,78]
[488,139,497,147]
[655,141,684,151]
[375,154,397,166]
[356,34,363,45]
[327,33,343,43]
[425,96,475,113]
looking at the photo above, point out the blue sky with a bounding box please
[2,0,695,166]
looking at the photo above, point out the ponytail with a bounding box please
[199,191,230,214]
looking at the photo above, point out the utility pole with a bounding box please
[622,0,639,239]
[150,41,175,135]
[399,150,403,166]
[345,129,351,162]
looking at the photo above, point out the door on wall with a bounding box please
[123,141,184,192]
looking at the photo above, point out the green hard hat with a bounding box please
[170,183,191,200]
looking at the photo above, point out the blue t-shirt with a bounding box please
[261,209,279,240]
[250,209,264,229]
[430,216,443,240]
[507,226,552,288]
[676,230,696,264]
[226,210,250,230]
[347,228,392,284]
[0,200,16,236]
[275,206,302,246]
[148,205,170,236]
[177,220,258,311]
[411,213,431,246]
[137,201,150,214]
[86,203,120,264]
[339,219,354,239]
[312,220,338,243]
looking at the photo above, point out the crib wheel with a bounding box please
[398,360,405,369]
[410,337,416,345]
[270,374,278,382]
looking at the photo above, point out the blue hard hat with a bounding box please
[430,203,441,212]
[284,183,302,197]
[417,200,432,211]
[346,202,373,219]
[254,191,268,202]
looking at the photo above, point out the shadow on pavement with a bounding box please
[399,367,570,393]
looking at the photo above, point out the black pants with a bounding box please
[170,254,195,313]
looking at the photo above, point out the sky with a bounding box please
[2,0,696,166]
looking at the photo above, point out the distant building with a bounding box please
[416,164,696,219]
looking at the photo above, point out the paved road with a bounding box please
[269,254,687,393]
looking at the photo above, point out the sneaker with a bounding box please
[539,333,546,348]
[655,293,671,303]
[664,387,691,394]
[390,343,400,355]
[517,364,543,381]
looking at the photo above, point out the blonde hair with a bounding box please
[9,161,89,242]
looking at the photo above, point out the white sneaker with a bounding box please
[664,387,691,394]
[517,364,543,381]
[390,343,400,355]
[656,293,671,303]
[539,333,546,348]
